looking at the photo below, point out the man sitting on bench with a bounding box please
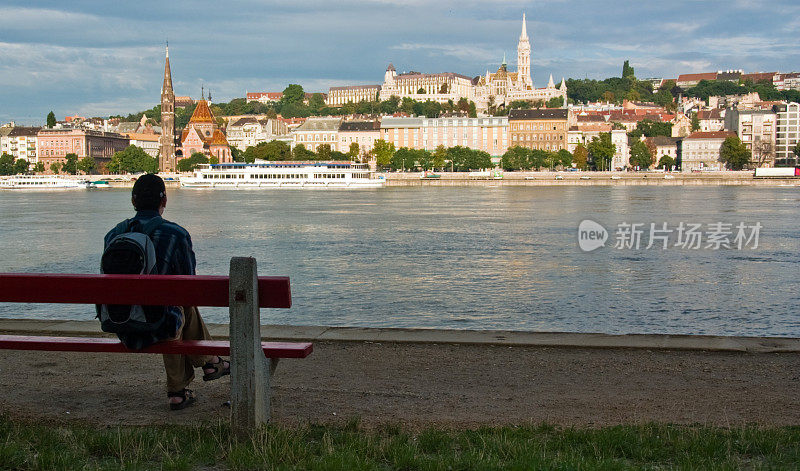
[104,174,230,410]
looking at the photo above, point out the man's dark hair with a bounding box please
[131,174,166,211]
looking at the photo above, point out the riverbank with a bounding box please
[1,319,798,428]
[385,170,800,186]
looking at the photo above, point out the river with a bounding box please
[1,186,798,336]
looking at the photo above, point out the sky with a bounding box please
[1,0,799,125]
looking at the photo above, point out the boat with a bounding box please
[85,180,111,189]
[0,175,85,190]
[180,161,385,189]
[420,171,441,179]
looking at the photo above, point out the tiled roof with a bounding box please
[647,136,680,146]
[329,84,381,91]
[677,72,717,83]
[294,117,341,132]
[189,100,215,124]
[339,121,380,132]
[508,109,569,120]
[697,109,723,120]
[211,129,229,146]
[7,126,41,137]
[230,117,259,127]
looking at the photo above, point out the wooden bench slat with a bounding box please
[0,274,291,308]
[0,335,312,359]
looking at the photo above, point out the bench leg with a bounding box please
[229,257,270,438]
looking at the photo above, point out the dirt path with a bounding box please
[1,341,798,427]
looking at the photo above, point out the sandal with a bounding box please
[167,388,196,411]
[202,356,231,382]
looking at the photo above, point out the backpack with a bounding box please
[97,217,177,349]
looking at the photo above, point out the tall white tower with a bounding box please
[517,13,532,89]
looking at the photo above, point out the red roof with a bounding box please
[677,72,717,83]
[246,92,283,100]
[697,109,723,120]
[685,131,735,139]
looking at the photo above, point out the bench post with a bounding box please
[229,257,271,437]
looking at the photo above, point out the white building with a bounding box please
[679,131,735,171]
[724,108,777,167]
[226,117,288,151]
[327,85,381,106]
[610,129,629,170]
[380,116,508,157]
[0,126,41,163]
[292,117,342,152]
[126,133,160,158]
[774,102,800,167]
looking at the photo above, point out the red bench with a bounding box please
[0,257,309,436]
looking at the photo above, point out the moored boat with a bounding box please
[180,161,385,189]
[0,175,85,190]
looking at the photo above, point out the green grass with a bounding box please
[1,415,799,470]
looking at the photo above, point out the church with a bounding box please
[473,13,567,110]
[158,46,232,171]
[326,14,567,113]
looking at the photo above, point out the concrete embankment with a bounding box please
[1,319,799,427]
[385,171,800,187]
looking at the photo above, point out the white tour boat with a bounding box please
[180,161,385,189]
[0,175,85,190]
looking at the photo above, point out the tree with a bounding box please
[622,60,635,78]
[417,87,426,94]
[77,157,96,174]
[587,133,615,170]
[501,146,529,170]
[657,155,675,170]
[556,149,573,168]
[33,162,45,173]
[177,152,209,172]
[372,139,395,167]
[691,112,701,132]
[546,96,564,108]
[793,142,800,161]
[391,147,416,171]
[209,156,219,165]
[0,154,14,175]
[573,144,588,170]
[292,144,315,160]
[46,111,56,128]
[347,142,360,160]
[243,140,291,162]
[281,84,305,105]
[629,140,652,169]
[107,145,158,174]
[317,144,332,160]
[602,91,615,103]
[308,93,325,112]
[61,153,79,175]
[433,145,447,170]
[50,162,61,174]
[719,136,751,170]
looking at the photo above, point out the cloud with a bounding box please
[391,43,499,63]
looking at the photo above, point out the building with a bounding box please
[226,117,288,151]
[37,128,129,172]
[507,109,569,152]
[678,131,735,171]
[328,14,566,112]
[646,136,680,165]
[724,108,777,167]
[179,99,232,163]
[159,45,176,172]
[380,116,508,157]
[773,102,800,167]
[126,133,161,158]
[676,72,717,88]
[0,126,41,163]
[292,117,342,152]
[338,120,380,156]
[378,66,475,104]
[246,92,283,103]
[774,73,800,91]
[327,85,382,106]
[610,129,630,170]
[696,109,725,132]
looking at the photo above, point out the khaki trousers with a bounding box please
[163,306,214,392]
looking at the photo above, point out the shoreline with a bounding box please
[2,319,798,352]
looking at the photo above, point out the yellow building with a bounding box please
[508,109,569,151]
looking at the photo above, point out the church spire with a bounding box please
[161,44,173,95]
[520,12,528,40]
